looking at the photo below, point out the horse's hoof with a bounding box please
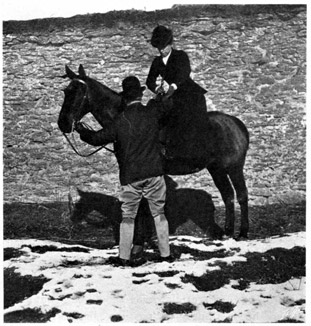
[224,230,234,238]
[209,227,225,240]
[214,234,224,240]
[236,233,248,241]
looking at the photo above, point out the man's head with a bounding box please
[150,25,173,56]
[120,76,146,102]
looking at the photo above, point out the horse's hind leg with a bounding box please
[208,166,235,237]
[228,165,249,238]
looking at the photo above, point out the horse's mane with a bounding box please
[87,76,121,97]
[84,75,125,122]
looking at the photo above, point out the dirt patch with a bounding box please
[181,246,305,291]
[111,315,123,322]
[24,244,90,254]
[203,301,236,313]
[63,312,85,320]
[163,302,197,315]
[3,247,25,261]
[4,308,61,323]
[4,268,50,309]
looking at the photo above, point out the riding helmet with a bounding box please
[150,25,173,49]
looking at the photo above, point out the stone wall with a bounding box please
[3,5,306,206]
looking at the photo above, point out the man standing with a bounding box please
[75,76,173,266]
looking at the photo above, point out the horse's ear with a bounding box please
[65,65,78,80]
[78,65,87,79]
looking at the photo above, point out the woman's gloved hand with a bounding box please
[156,80,170,95]
[165,85,176,98]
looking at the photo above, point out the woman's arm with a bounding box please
[171,50,191,88]
[146,57,161,93]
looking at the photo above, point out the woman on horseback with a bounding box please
[146,25,209,161]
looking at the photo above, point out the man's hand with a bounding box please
[155,85,165,95]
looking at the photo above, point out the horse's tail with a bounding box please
[230,114,250,149]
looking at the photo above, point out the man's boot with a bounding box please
[154,214,170,258]
[119,218,135,260]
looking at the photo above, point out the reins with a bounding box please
[62,78,115,157]
[62,129,115,157]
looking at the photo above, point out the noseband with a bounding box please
[62,78,115,156]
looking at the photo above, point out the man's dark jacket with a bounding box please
[77,98,172,185]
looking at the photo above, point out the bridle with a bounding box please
[62,78,115,157]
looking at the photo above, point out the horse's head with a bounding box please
[58,64,123,133]
[58,65,91,133]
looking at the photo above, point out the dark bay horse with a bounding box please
[58,64,249,238]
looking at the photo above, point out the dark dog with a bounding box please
[69,176,224,246]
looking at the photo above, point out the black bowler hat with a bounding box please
[150,25,173,49]
[120,76,146,100]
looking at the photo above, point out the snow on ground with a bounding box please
[3,232,306,324]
